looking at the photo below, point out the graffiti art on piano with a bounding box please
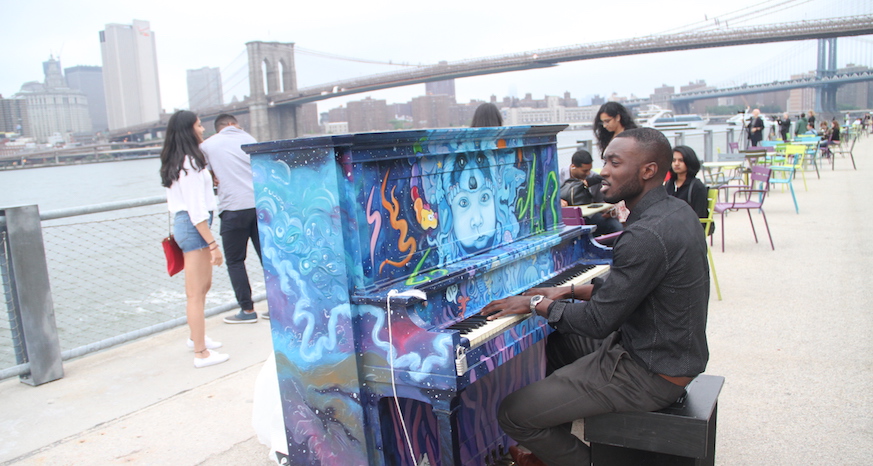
[249,126,569,465]
[358,131,559,290]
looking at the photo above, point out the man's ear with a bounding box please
[640,161,658,181]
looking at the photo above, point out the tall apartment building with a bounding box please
[0,96,29,136]
[347,97,390,132]
[13,57,91,142]
[412,95,452,128]
[100,19,162,130]
[65,65,108,132]
[187,67,223,111]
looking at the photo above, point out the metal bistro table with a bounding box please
[702,161,745,195]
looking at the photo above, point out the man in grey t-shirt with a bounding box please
[200,114,264,323]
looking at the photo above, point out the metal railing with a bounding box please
[0,198,265,382]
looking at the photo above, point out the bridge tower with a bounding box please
[246,41,302,142]
[816,38,838,114]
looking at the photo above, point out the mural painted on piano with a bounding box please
[356,128,563,291]
[248,125,594,465]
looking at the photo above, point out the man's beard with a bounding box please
[603,177,643,204]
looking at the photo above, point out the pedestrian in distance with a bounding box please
[160,110,229,368]
[199,114,265,324]
[747,108,765,147]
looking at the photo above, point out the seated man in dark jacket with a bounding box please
[560,149,622,236]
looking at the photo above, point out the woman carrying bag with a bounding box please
[160,110,229,368]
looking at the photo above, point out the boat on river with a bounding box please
[637,105,710,131]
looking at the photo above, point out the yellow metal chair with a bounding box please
[701,188,722,301]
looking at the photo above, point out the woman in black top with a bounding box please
[664,145,708,220]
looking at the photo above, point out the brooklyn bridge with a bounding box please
[113,14,873,143]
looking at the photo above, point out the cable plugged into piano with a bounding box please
[385,288,422,464]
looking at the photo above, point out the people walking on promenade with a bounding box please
[160,110,229,368]
[200,114,265,324]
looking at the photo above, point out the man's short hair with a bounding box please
[571,149,593,167]
[614,127,672,178]
[214,114,238,132]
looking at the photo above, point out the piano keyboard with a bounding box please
[448,262,611,352]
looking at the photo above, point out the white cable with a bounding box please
[386,289,424,465]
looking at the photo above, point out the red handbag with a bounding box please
[162,235,184,276]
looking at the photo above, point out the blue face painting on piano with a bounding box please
[425,148,523,264]
[445,152,497,251]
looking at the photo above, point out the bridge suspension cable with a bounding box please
[295,47,426,67]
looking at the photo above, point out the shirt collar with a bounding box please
[625,187,668,225]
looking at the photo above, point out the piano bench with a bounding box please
[584,374,725,466]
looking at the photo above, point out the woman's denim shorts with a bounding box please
[173,211,214,253]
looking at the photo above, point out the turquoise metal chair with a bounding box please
[768,145,803,214]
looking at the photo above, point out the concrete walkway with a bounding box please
[1,136,871,465]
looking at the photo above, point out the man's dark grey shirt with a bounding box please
[548,188,709,377]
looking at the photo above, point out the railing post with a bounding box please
[704,130,714,162]
[673,132,685,147]
[576,139,593,153]
[726,127,735,152]
[2,205,63,385]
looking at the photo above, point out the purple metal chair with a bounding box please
[713,165,774,252]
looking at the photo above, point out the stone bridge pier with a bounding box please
[246,41,303,142]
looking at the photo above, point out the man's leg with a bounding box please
[499,332,686,466]
[246,210,266,318]
[221,209,257,323]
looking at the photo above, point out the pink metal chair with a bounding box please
[713,165,774,252]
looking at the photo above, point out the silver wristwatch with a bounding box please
[529,295,545,314]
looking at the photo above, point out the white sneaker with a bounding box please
[186,335,222,351]
[194,350,230,368]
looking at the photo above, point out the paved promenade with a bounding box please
[1,136,871,465]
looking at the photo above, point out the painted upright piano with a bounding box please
[246,125,612,465]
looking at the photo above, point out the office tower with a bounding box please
[13,56,91,143]
[0,96,30,136]
[100,19,162,130]
[65,66,108,132]
[186,67,223,111]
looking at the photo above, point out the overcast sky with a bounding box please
[3,0,871,115]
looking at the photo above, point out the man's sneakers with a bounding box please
[262,311,270,320]
[224,310,258,324]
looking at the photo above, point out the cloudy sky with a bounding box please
[2,0,871,114]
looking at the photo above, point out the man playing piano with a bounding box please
[482,127,710,466]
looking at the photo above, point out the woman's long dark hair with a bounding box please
[471,103,503,127]
[670,145,701,180]
[593,102,637,156]
[160,110,205,188]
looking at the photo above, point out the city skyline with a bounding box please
[3,0,872,119]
